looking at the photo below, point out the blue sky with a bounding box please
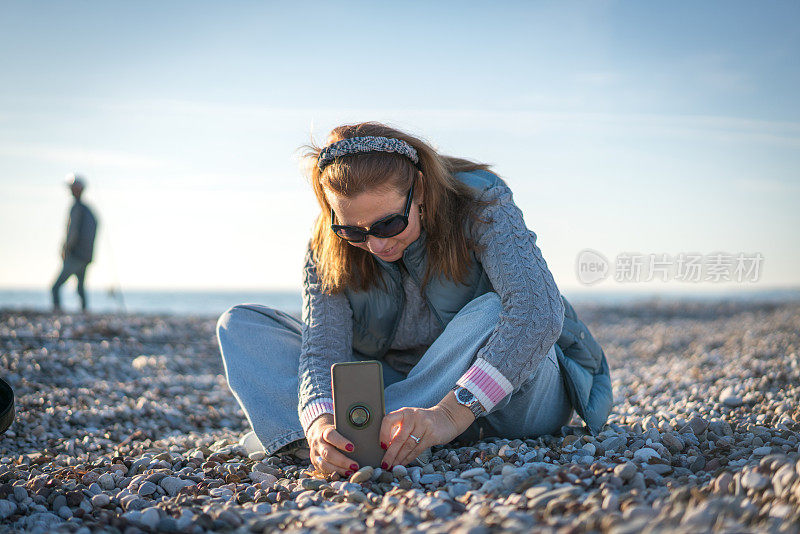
[1,1,798,293]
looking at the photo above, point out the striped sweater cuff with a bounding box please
[456,359,514,413]
[299,398,334,434]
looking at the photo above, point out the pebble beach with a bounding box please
[1,299,799,533]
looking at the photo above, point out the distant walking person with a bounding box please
[52,174,98,312]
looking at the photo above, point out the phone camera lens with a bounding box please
[349,405,370,427]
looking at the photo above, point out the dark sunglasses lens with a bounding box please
[335,227,367,242]
[372,215,408,238]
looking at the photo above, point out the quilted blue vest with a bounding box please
[344,169,613,434]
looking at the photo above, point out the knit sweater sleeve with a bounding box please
[455,180,565,415]
[297,244,354,434]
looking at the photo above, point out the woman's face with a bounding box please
[325,178,423,263]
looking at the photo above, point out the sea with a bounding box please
[1,287,799,317]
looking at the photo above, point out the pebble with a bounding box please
[687,416,709,436]
[392,465,408,477]
[249,471,277,485]
[614,462,637,481]
[409,466,422,484]
[12,486,27,502]
[349,466,373,484]
[248,451,266,461]
[419,473,446,485]
[137,481,157,496]
[741,471,769,491]
[648,463,673,475]
[91,494,110,508]
[633,447,660,463]
[461,467,486,478]
[601,436,626,453]
[52,495,67,510]
[300,478,326,491]
[714,472,733,493]
[97,473,115,490]
[0,500,17,519]
[661,432,684,453]
[160,476,193,496]
[690,456,706,472]
[0,302,797,533]
[450,483,469,498]
[419,496,452,518]
[720,387,744,407]
[140,507,160,529]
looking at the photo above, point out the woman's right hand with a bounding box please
[305,414,360,477]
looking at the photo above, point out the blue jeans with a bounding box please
[217,292,572,456]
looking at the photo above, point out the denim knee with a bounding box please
[218,303,288,334]
[217,304,271,352]
[455,292,502,326]
[216,304,249,344]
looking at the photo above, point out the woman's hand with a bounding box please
[305,414,360,477]
[379,391,476,469]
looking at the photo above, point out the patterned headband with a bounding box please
[317,136,420,171]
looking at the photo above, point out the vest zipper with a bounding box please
[401,259,445,329]
[381,262,405,358]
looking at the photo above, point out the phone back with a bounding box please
[331,361,385,467]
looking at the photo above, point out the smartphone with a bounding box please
[331,360,385,468]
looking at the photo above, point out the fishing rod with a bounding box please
[95,184,126,313]
[79,154,126,314]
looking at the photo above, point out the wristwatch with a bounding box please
[452,386,485,419]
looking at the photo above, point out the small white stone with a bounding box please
[720,387,743,407]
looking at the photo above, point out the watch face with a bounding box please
[456,387,475,404]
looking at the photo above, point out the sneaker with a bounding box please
[238,431,265,456]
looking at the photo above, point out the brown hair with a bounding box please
[301,121,495,294]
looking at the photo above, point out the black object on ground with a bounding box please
[0,377,14,434]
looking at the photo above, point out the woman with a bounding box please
[217,122,612,478]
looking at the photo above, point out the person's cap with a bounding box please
[65,173,86,189]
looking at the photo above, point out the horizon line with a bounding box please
[2,284,799,294]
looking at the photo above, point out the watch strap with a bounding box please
[452,385,486,419]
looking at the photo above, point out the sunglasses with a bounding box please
[330,177,416,243]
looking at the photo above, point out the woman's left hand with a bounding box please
[379,403,467,469]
